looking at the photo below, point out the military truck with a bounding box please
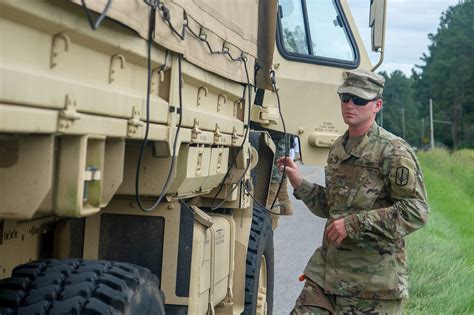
[0,0,386,314]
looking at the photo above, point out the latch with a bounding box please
[127,107,143,136]
[214,125,223,143]
[58,94,81,131]
[216,149,224,173]
[196,149,204,176]
[83,165,101,202]
[192,119,202,141]
[251,104,279,125]
[231,127,240,145]
[84,165,102,181]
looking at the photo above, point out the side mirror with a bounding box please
[369,0,387,52]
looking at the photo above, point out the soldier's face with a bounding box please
[340,97,382,128]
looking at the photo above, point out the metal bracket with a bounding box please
[250,104,279,125]
[151,67,165,95]
[127,107,143,136]
[109,54,126,83]
[217,94,227,112]
[233,100,242,118]
[197,86,208,107]
[50,32,70,69]
[58,95,81,131]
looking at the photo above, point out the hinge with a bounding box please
[58,94,81,131]
[127,107,143,136]
[250,104,279,125]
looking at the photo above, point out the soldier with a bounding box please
[278,69,430,314]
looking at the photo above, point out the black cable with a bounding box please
[81,0,113,30]
[210,150,252,210]
[243,181,291,216]
[158,5,187,40]
[209,56,252,210]
[269,70,289,210]
[135,5,183,211]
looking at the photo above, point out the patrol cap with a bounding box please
[337,69,385,100]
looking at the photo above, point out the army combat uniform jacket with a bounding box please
[294,123,429,300]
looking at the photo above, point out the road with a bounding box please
[273,165,327,314]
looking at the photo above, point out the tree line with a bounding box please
[379,0,473,149]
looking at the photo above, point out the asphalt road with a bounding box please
[273,165,327,315]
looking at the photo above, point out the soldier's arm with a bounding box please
[293,178,330,218]
[344,146,430,240]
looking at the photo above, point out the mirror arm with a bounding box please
[371,0,387,71]
[371,48,384,71]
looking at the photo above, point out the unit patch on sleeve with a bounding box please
[390,155,417,199]
[395,167,409,186]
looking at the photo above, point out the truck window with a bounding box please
[278,0,359,68]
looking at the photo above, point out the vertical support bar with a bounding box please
[83,214,101,259]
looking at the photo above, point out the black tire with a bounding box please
[0,259,165,315]
[243,204,274,315]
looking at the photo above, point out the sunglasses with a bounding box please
[339,93,375,106]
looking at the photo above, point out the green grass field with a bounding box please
[404,149,474,314]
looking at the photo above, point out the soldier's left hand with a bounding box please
[326,219,347,247]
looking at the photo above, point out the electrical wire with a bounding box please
[81,0,281,212]
[209,56,252,210]
[81,0,113,30]
[269,70,289,210]
[134,5,183,212]
[243,182,291,216]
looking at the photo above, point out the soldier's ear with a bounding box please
[374,99,383,113]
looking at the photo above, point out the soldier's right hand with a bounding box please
[277,157,303,189]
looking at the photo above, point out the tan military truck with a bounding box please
[0,0,386,314]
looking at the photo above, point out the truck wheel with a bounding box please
[0,259,165,315]
[243,204,274,315]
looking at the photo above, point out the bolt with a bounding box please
[167,203,174,210]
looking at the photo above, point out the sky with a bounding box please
[347,0,461,76]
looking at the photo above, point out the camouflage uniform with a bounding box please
[292,70,429,314]
[291,278,402,315]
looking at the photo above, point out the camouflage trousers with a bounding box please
[291,278,402,315]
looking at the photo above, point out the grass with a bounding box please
[404,149,474,314]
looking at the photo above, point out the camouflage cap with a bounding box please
[337,69,385,100]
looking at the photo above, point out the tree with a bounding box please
[413,0,474,149]
[378,71,420,146]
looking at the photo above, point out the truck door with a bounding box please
[269,0,372,165]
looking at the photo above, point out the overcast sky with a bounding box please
[347,0,461,76]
